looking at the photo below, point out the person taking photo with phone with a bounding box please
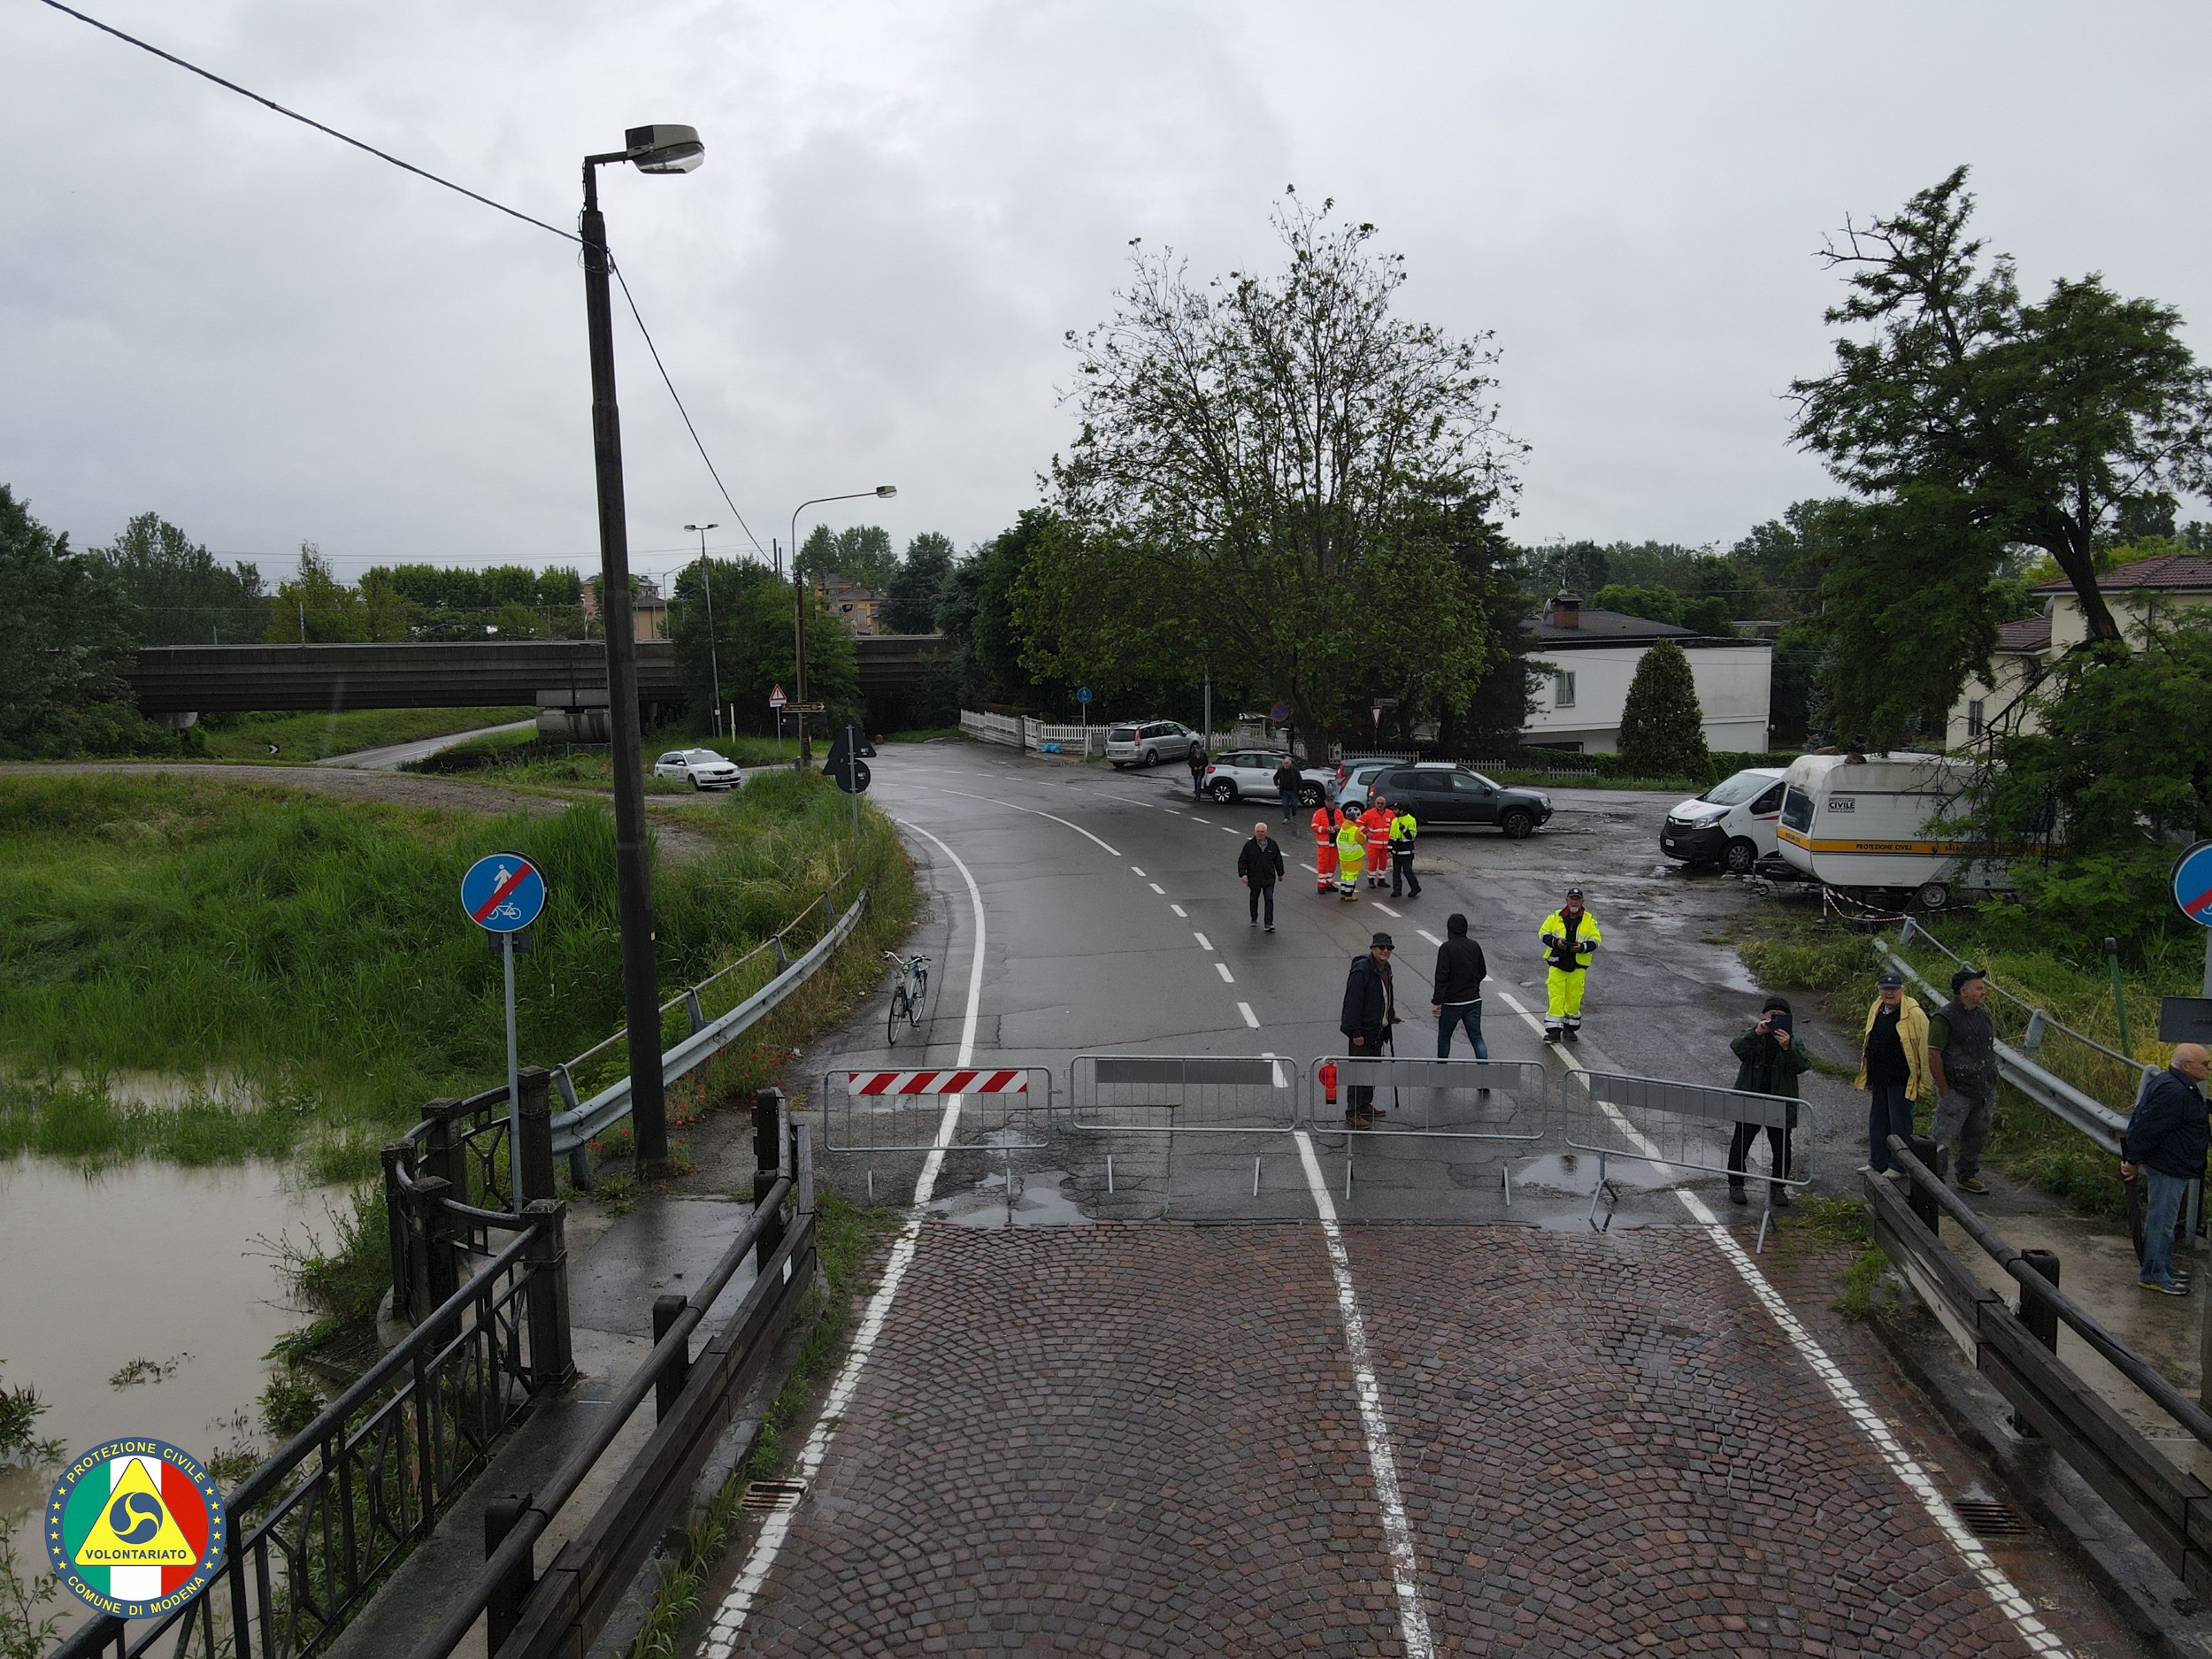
[1728,994,1810,1209]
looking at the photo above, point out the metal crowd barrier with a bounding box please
[1563,1069,1815,1248]
[1067,1054,1298,1135]
[1305,1056,1552,1204]
[820,1064,1056,1155]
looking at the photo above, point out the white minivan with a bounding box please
[1660,767,1787,875]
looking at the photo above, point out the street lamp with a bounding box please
[684,522,720,734]
[580,121,703,1176]
[788,486,897,764]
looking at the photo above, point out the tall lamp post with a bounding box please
[580,122,703,1175]
[788,486,897,764]
[684,522,721,733]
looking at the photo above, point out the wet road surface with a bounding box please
[691,741,2138,1656]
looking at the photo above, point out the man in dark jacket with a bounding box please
[1728,995,1811,1209]
[1339,933,1399,1126]
[1930,965,1997,1195]
[2122,1043,2211,1295]
[1187,742,1209,801]
[1432,912,1488,1060]
[1236,822,1286,932]
[1271,757,1302,822]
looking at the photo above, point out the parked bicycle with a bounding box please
[885,950,930,1045]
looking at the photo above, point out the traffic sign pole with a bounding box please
[462,854,549,1212]
[503,931,522,1206]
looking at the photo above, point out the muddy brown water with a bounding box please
[0,1156,346,1632]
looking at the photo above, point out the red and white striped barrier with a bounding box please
[843,1069,1029,1096]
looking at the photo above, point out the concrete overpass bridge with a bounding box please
[127,637,949,734]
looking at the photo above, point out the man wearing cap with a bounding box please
[1930,966,1997,1196]
[1856,969,1932,1175]
[1339,933,1401,1127]
[1536,887,1602,1042]
[2121,1043,2212,1296]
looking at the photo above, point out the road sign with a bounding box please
[787,701,826,714]
[768,683,787,709]
[2173,841,2212,926]
[1076,686,1093,704]
[461,853,546,933]
[1270,702,1290,723]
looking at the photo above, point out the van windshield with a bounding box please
[1780,787,1815,832]
[1699,771,1774,808]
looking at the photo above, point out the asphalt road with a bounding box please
[687,741,2135,1658]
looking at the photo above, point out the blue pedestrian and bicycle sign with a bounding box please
[2174,841,2212,928]
[1076,687,1092,704]
[462,853,547,933]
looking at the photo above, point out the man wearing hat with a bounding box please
[1338,932,1401,1127]
[1930,965,1997,1195]
[1857,968,1932,1174]
[1536,887,1602,1042]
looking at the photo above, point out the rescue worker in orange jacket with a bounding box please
[1361,796,1394,890]
[1311,802,1342,894]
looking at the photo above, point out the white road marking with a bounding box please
[1291,1130,1436,1659]
[1238,1002,1260,1029]
[1192,932,1212,950]
[925,784,1122,856]
[703,820,987,1656]
[1220,825,1237,833]
[1170,904,1187,918]
[1130,865,1146,877]
[1417,929,1443,947]
[1148,882,1165,895]
[1374,902,1401,917]
[1494,994,2070,1656]
[1215,962,1234,983]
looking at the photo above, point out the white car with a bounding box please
[1200,749,1333,807]
[1106,720,1200,769]
[653,748,742,790]
[1661,767,1786,874]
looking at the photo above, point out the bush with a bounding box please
[1618,639,1711,779]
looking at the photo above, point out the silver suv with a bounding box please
[1106,720,1200,770]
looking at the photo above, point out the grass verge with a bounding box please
[617,1196,903,1659]
[194,707,534,762]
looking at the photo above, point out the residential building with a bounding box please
[816,572,884,636]
[1946,552,2212,747]
[1520,592,1772,753]
[580,574,667,641]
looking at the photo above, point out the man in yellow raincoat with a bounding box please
[1537,886,1601,1042]
[1336,814,1367,901]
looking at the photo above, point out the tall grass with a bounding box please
[0,771,912,1178]
[195,706,534,762]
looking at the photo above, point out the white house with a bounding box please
[1519,593,1772,754]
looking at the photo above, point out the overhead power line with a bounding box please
[33,0,774,563]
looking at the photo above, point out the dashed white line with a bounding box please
[1238,1002,1260,1029]
[1291,1130,1436,1659]
[1417,929,1444,947]
[1192,932,1212,950]
[1374,902,1401,918]
[1130,865,1146,877]
[1148,882,1165,895]
[1170,904,1187,918]
[1219,825,1238,833]
[1215,961,1235,983]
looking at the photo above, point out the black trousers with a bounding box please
[1344,1030,1384,1111]
[1391,849,1420,897]
[1248,880,1276,926]
[1727,1121,1792,1191]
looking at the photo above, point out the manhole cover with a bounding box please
[740,1479,807,1514]
[1952,1498,2028,1538]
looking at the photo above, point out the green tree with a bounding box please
[797,524,898,592]
[1617,639,1709,777]
[1791,165,2212,674]
[666,558,858,733]
[1591,583,1684,626]
[94,512,267,646]
[265,546,407,642]
[0,486,168,757]
[1025,194,1524,749]
[882,532,955,634]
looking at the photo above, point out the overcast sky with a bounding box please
[4,0,2208,592]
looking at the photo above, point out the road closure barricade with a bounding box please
[1068,1053,1300,1135]
[1563,1068,1814,1248]
[1303,1056,1549,1202]
[821,1065,1056,1155]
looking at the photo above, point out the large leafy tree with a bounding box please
[94,513,268,646]
[0,486,160,757]
[1023,195,1525,750]
[1791,165,2212,706]
[665,557,857,733]
[796,524,898,592]
[882,532,955,634]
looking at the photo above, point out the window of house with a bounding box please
[1553,670,1576,709]
[1966,699,1985,738]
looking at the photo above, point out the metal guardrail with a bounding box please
[1868,1139,2212,1597]
[1565,1070,1813,1244]
[1067,1054,1296,1134]
[53,1217,564,1659]
[1304,1056,1549,1143]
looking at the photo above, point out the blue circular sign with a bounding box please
[1075,687,1093,704]
[1270,702,1291,723]
[2174,841,2212,929]
[461,852,547,933]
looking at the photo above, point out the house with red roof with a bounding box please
[1947,552,2212,746]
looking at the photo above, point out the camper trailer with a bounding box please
[1775,753,2012,909]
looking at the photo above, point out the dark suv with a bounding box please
[1372,766,1554,839]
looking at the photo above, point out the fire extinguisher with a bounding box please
[1318,1059,1339,1106]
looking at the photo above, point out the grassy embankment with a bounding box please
[192,706,536,761]
[0,768,917,1188]
[1735,906,2195,1220]
[420,726,963,792]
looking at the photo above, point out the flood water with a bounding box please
[0,1156,347,1632]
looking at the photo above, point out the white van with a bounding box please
[1775,753,2011,909]
[1660,767,1787,874]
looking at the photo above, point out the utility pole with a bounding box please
[685,522,720,735]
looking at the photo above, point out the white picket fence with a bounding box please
[958,710,1110,758]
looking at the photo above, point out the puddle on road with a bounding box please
[1511,1150,1678,1194]
[0,1156,345,1626]
[929,1164,1094,1228]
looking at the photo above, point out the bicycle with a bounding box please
[884,951,930,1045]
